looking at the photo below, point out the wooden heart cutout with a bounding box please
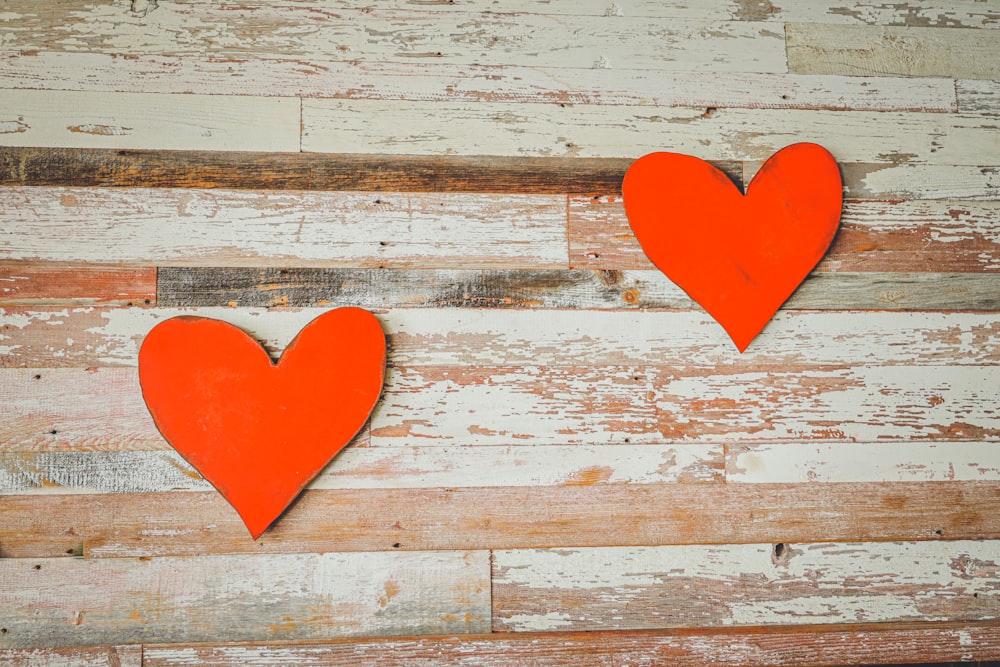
[622,143,842,351]
[138,308,386,539]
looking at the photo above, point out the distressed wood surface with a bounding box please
[0,265,155,306]
[0,550,490,648]
[156,268,1000,311]
[958,80,1000,115]
[0,52,958,113]
[492,541,1000,631]
[0,645,142,667]
[0,90,300,152]
[138,623,1000,667]
[787,24,1000,79]
[2,482,998,558]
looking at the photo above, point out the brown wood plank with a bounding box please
[0,264,155,306]
[138,623,1000,666]
[0,147,741,194]
[0,645,142,667]
[156,268,1000,311]
[1,482,997,558]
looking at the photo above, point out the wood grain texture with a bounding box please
[838,163,1000,200]
[0,51,958,112]
[958,80,1000,115]
[302,101,1000,165]
[0,550,490,648]
[156,267,1000,311]
[787,24,1000,79]
[0,443,724,494]
[0,90,300,151]
[2,482,998,558]
[0,265,155,306]
[0,645,142,667]
[0,188,569,269]
[138,623,1000,666]
[568,196,1000,273]
[492,541,1000,631]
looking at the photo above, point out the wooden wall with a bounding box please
[1,1,999,664]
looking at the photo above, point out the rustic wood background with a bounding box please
[1,1,999,665]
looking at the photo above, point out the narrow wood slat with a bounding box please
[787,24,1000,79]
[492,541,1000,631]
[958,80,1000,115]
[728,442,1000,483]
[1,482,998,558]
[0,550,490,648]
[0,188,569,269]
[0,444,724,494]
[568,196,1000,273]
[156,268,1000,311]
[0,90,299,152]
[0,265,155,306]
[2,308,996,369]
[838,163,1000,200]
[302,101,1000,165]
[0,51,957,112]
[139,623,1000,667]
[0,645,142,667]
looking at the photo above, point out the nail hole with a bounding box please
[33,564,41,570]
[392,542,401,548]
[1,628,7,634]
[66,549,75,555]
[935,529,943,536]
[49,429,58,435]
[143,299,151,304]
[379,241,388,246]
[33,374,41,380]
[773,543,786,558]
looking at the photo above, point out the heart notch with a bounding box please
[139,307,386,539]
[623,142,842,351]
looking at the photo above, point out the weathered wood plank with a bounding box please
[958,80,1000,115]
[839,163,1000,200]
[0,444,724,494]
[0,51,957,112]
[156,268,1000,311]
[0,7,788,72]
[0,188,568,269]
[303,101,1000,165]
[2,482,998,558]
[0,90,300,152]
[139,624,1000,667]
[728,442,1000,483]
[3,308,997,368]
[0,645,142,667]
[0,265,155,306]
[568,196,1000,273]
[0,550,490,648]
[492,541,1000,631]
[787,24,1000,79]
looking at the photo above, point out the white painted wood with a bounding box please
[1,308,996,368]
[0,550,491,647]
[0,646,142,667]
[0,51,957,112]
[728,442,1000,483]
[493,541,1000,630]
[0,90,299,151]
[0,188,567,268]
[788,24,1000,79]
[303,100,1000,165]
[842,163,1000,200]
[957,79,1000,115]
[0,443,723,494]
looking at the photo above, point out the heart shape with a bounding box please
[622,142,842,351]
[138,308,386,539]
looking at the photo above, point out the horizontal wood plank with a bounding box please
[0,265,155,306]
[0,550,490,648]
[3,308,995,368]
[838,163,1000,200]
[568,196,1000,273]
[0,188,568,269]
[0,90,300,152]
[957,80,1000,115]
[2,482,998,558]
[0,645,142,667]
[138,623,1000,667]
[0,51,957,112]
[728,442,1000,483]
[0,444,724,494]
[787,24,1000,79]
[492,541,1000,631]
[302,101,1000,165]
[156,268,1000,311]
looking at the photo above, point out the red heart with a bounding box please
[623,143,842,351]
[138,308,386,539]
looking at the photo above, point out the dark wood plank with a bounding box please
[156,267,1000,310]
[1,482,998,558]
[0,147,742,194]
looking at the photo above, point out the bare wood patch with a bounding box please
[0,550,490,648]
[492,541,1000,630]
[0,264,155,306]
